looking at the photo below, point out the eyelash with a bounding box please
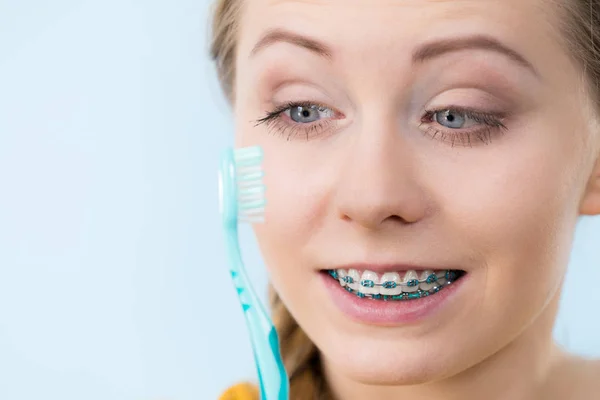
[420,106,508,147]
[254,101,508,146]
[254,101,338,141]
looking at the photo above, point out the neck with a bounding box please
[323,293,565,400]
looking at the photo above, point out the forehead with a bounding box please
[241,0,550,24]
[237,0,562,66]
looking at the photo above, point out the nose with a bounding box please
[333,124,429,231]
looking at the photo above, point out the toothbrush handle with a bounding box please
[248,323,289,400]
[226,233,290,400]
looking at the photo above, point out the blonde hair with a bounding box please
[209,0,600,398]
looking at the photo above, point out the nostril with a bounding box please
[386,215,406,223]
[339,213,412,229]
[382,214,413,225]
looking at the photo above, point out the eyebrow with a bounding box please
[413,35,539,77]
[250,28,333,59]
[250,29,539,77]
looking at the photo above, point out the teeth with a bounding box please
[419,270,436,291]
[330,268,460,297]
[347,269,361,291]
[337,269,347,287]
[436,270,448,286]
[359,270,379,295]
[379,272,402,295]
[401,270,420,292]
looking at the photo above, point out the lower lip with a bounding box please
[320,271,467,326]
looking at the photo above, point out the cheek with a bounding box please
[234,108,333,303]
[433,121,582,295]
[251,142,334,292]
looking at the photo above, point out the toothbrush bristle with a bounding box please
[234,147,265,223]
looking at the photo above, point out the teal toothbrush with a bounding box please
[218,145,290,400]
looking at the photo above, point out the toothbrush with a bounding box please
[218,145,290,400]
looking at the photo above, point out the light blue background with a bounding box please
[0,1,598,399]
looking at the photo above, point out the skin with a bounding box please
[232,0,600,399]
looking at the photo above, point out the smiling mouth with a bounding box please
[325,268,466,301]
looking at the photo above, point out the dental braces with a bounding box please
[342,284,449,300]
[327,270,457,289]
[336,275,458,301]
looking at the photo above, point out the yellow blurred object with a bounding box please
[218,382,260,400]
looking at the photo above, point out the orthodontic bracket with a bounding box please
[327,270,457,288]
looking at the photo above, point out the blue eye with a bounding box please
[435,109,466,129]
[289,106,320,123]
[254,100,341,141]
[420,107,508,147]
[286,105,333,124]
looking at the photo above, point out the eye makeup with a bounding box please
[254,100,344,141]
[250,53,523,146]
[254,98,509,147]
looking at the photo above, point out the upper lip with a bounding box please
[327,263,458,273]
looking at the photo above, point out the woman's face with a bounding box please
[233,0,598,387]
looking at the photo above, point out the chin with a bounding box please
[300,268,484,385]
[319,333,467,386]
